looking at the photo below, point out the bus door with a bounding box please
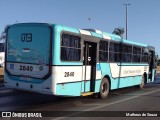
[82,41,97,93]
[149,48,155,82]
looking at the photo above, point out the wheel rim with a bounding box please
[141,78,144,86]
[140,77,144,88]
[102,83,107,93]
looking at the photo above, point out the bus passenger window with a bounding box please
[141,47,149,63]
[61,34,81,61]
[0,43,4,52]
[132,46,141,63]
[99,40,108,61]
[122,44,132,62]
[109,42,121,62]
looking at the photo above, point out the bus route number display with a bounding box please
[21,33,32,42]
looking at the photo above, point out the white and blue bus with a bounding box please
[4,23,156,98]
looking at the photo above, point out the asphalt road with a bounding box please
[0,74,160,120]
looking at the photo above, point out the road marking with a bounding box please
[52,88,160,120]
[0,89,13,94]
[84,103,104,106]
[73,101,84,106]
[84,88,160,111]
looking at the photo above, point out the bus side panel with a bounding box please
[94,80,101,92]
[52,25,63,65]
[117,76,142,88]
[81,81,91,92]
[118,77,134,88]
[56,82,81,96]
[110,63,149,88]
[99,63,149,90]
[151,69,155,82]
[55,66,82,96]
[42,75,56,95]
[134,76,143,85]
[100,63,118,90]
[94,63,105,93]
[52,24,81,66]
[52,25,82,96]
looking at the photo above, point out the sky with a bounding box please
[0,0,160,56]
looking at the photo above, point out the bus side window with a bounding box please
[109,42,121,62]
[61,34,81,61]
[141,47,149,63]
[132,46,141,63]
[99,40,108,62]
[122,44,132,63]
[0,43,4,52]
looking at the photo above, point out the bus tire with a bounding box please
[99,78,110,99]
[139,76,145,89]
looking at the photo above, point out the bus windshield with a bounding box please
[6,24,51,79]
[0,43,4,52]
[7,24,51,65]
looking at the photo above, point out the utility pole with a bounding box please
[123,4,130,39]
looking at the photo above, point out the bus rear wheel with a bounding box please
[99,78,110,99]
[139,76,145,89]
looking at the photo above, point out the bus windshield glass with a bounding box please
[0,43,4,52]
[7,24,51,65]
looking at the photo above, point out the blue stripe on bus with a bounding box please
[56,82,81,96]
[52,24,62,65]
[56,75,142,96]
[56,80,102,96]
[94,79,101,92]
[100,63,112,79]
[120,76,141,88]
[123,39,147,47]
[110,76,142,89]
[62,25,80,34]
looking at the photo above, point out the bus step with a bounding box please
[81,92,94,96]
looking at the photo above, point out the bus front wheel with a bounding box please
[99,78,110,99]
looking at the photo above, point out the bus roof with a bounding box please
[52,24,148,47]
[9,23,148,47]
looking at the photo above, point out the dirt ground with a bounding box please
[157,66,160,72]
[0,68,4,75]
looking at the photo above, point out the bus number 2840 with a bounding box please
[64,72,74,77]
[19,65,33,71]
